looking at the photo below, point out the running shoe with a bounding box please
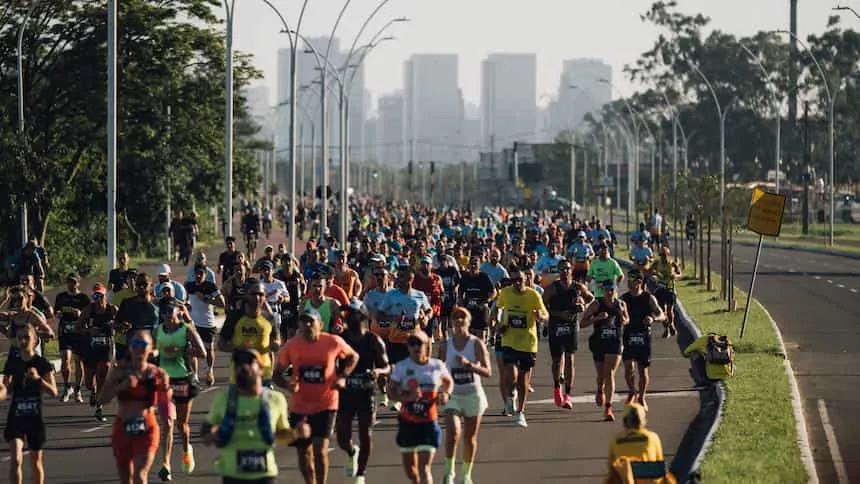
[442,473,456,484]
[562,394,574,409]
[604,405,615,422]
[514,412,528,428]
[158,465,172,482]
[344,445,359,477]
[74,389,84,403]
[182,445,195,473]
[95,405,106,423]
[61,386,73,403]
[206,369,215,386]
[462,476,474,484]
[553,386,563,407]
[355,476,367,484]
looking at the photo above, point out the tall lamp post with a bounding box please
[223,0,236,237]
[774,29,835,246]
[16,1,41,248]
[107,0,118,271]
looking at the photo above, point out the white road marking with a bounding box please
[814,276,822,280]
[82,424,110,433]
[817,399,849,484]
[850,289,858,293]
[201,385,221,394]
[1,451,28,462]
[837,284,845,289]
[789,268,797,273]
[530,390,698,406]
[826,280,834,284]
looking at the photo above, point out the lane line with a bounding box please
[814,276,822,280]
[82,424,110,433]
[2,451,28,462]
[826,280,833,284]
[817,399,849,484]
[529,390,698,406]
[837,284,845,289]
[850,289,858,293]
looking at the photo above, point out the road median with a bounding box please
[675,275,810,483]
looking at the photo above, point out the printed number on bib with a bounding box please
[347,373,372,390]
[451,367,474,385]
[376,320,391,328]
[91,336,110,346]
[466,299,479,309]
[14,397,39,417]
[61,323,77,335]
[237,449,268,473]
[600,327,618,339]
[627,331,648,346]
[299,365,325,384]
[554,325,572,336]
[509,314,527,329]
[123,416,148,436]
[398,319,416,331]
[406,399,431,418]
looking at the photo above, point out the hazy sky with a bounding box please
[231,0,851,113]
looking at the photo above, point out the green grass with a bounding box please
[677,276,806,484]
[0,339,59,369]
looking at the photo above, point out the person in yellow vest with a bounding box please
[606,403,676,484]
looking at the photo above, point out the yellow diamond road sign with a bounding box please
[747,187,786,237]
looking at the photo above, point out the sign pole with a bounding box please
[740,234,764,339]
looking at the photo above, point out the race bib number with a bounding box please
[508,314,527,329]
[237,449,268,473]
[91,336,110,346]
[627,330,649,346]
[299,365,325,384]
[171,381,189,398]
[451,367,474,385]
[600,327,618,340]
[554,325,572,337]
[346,373,372,390]
[398,319,416,331]
[466,299,478,309]
[60,322,77,335]
[376,320,391,328]
[123,416,148,436]
[406,399,431,418]
[14,397,39,417]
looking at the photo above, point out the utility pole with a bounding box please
[788,0,799,168]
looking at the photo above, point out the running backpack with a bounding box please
[705,334,734,366]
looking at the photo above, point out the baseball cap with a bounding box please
[600,280,617,289]
[233,347,266,367]
[91,283,107,295]
[157,263,171,275]
[67,273,81,282]
[341,299,369,318]
[577,231,587,238]
[420,255,433,264]
[299,307,322,322]
[258,260,274,271]
[370,253,385,263]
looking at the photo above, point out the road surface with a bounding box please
[710,242,860,483]
[1,329,698,483]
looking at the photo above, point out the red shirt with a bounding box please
[413,271,443,317]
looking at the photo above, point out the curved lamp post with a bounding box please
[16,1,41,247]
[738,42,782,194]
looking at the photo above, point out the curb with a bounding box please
[754,300,819,484]
[734,239,860,261]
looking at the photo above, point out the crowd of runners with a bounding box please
[0,201,681,484]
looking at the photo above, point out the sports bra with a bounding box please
[116,364,162,407]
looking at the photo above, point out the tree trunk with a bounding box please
[706,215,712,292]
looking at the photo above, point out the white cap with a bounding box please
[157,263,171,275]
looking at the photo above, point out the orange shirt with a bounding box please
[304,285,349,308]
[333,268,360,299]
[277,333,352,415]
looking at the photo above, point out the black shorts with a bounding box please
[337,390,376,427]
[548,322,578,358]
[58,333,80,353]
[655,287,676,308]
[465,303,489,330]
[572,269,589,281]
[387,343,409,365]
[82,344,112,368]
[288,410,336,448]
[589,330,623,363]
[195,326,217,344]
[4,415,46,451]
[501,347,537,371]
[441,298,456,317]
[115,343,129,362]
[622,329,652,367]
[280,306,299,332]
[395,417,441,450]
[169,377,198,404]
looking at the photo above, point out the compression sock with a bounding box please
[461,461,474,477]
[445,457,456,475]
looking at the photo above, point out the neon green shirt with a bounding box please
[206,390,290,479]
[155,324,189,378]
[587,258,624,297]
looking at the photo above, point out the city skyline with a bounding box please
[230,0,841,109]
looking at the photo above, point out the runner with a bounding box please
[387,330,453,484]
[218,280,281,387]
[2,324,58,484]
[566,231,594,282]
[302,273,342,334]
[335,301,390,483]
[54,273,91,402]
[651,247,681,338]
[587,241,624,298]
[620,273,665,411]
[435,255,461,341]
[457,256,496,341]
[100,330,170,484]
[581,280,629,422]
[204,347,308,483]
[542,260,593,409]
[439,307,491,484]
[110,270,139,362]
[333,250,363,300]
[274,308,359,484]
[376,268,432,367]
[494,269,548,427]
[185,264,225,385]
[154,302,207,481]
[364,268,395,407]
[77,283,118,422]
[115,273,160,356]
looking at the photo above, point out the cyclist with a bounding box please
[2,324,58,484]
[202,348,310,484]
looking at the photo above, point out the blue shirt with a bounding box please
[480,262,510,287]
[631,246,654,264]
[377,288,431,321]
[154,280,187,302]
[567,242,594,261]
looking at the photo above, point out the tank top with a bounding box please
[88,304,117,346]
[622,292,653,331]
[156,324,189,378]
[342,331,381,392]
[548,280,580,324]
[116,364,161,407]
[446,336,481,394]
[595,298,622,332]
[228,277,248,311]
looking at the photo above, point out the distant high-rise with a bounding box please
[481,53,537,145]
[243,85,273,140]
[553,58,612,133]
[377,93,405,166]
[404,54,463,164]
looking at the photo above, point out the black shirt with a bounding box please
[54,291,91,336]
[4,355,53,418]
[218,251,239,281]
[458,272,494,306]
[117,296,158,333]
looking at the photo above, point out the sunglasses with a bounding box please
[559,266,571,271]
[250,292,265,297]
[129,339,149,349]
[92,293,105,300]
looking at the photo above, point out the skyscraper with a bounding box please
[480,53,537,145]
[377,93,405,166]
[552,58,612,134]
[243,85,274,141]
[404,54,463,163]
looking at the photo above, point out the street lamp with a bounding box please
[16,0,40,248]
[107,0,118,271]
[776,29,835,246]
[223,0,236,238]
[738,42,782,194]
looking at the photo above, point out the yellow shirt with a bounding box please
[229,315,275,381]
[111,289,136,345]
[607,428,665,481]
[683,335,733,380]
[497,286,547,353]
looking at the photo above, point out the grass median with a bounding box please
[676,276,806,483]
[0,338,59,369]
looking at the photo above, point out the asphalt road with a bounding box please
[710,242,860,483]
[0,328,698,483]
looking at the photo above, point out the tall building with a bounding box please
[480,53,537,145]
[377,93,405,166]
[404,54,463,164]
[552,58,612,134]
[243,86,274,141]
[276,37,368,185]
